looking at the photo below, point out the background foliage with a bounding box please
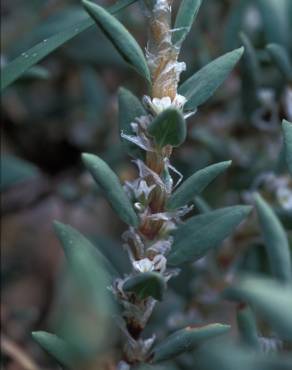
[1,0,291,369]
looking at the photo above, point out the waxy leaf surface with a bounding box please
[82,153,138,226]
[167,161,231,210]
[82,0,150,80]
[168,206,252,265]
[179,47,244,110]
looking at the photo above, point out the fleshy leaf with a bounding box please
[168,206,252,265]
[53,222,114,356]
[0,155,39,191]
[148,108,186,148]
[1,0,138,91]
[167,161,231,210]
[224,276,292,341]
[82,0,150,80]
[118,87,146,158]
[179,47,244,110]
[236,305,260,349]
[173,0,202,45]
[282,119,292,175]
[123,272,166,301]
[82,153,138,226]
[266,44,292,81]
[32,331,76,368]
[152,324,230,363]
[254,193,291,283]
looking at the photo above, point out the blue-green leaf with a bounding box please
[148,108,186,148]
[267,44,292,80]
[282,119,292,175]
[82,0,150,81]
[167,161,231,210]
[168,206,252,265]
[32,331,76,368]
[152,324,230,363]
[224,276,292,341]
[123,272,166,301]
[53,222,115,357]
[236,305,260,349]
[82,153,138,226]
[118,87,146,158]
[179,47,244,110]
[0,155,39,191]
[1,0,138,91]
[173,0,202,45]
[256,0,290,47]
[254,193,291,283]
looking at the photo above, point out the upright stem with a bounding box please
[116,1,187,366]
[147,0,184,99]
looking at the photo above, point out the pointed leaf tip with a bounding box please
[254,193,291,283]
[82,153,139,226]
[82,0,150,81]
[32,331,76,367]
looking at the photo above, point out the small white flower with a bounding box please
[133,258,154,273]
[276,186,292,210]
[173,94,187,109]
[143,94,187,115]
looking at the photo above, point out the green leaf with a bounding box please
[167,161,231,210]
[53,222,115,356]
[173,0,202,45]
[224,276,292,341]
[20,65,50,80]
[82,0,150,81]
[118,87,146,158]
[32,331,76,368]
[282,119,292,175]
[82,153,138,226]
[0,155,39,191]
[168,206,252,265]
[236,305,260,349]
[267,43,292,81]
[1,0,138,91]
[254,193,291,283]
[193,196,211,214]
[179,47,244,110]
[256,0,290,48]
[148,108,186,148]
[152,323,230,363]
[123,272,166,301]
[239,33,261,117]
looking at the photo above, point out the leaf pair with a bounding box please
[119,87,187,154]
